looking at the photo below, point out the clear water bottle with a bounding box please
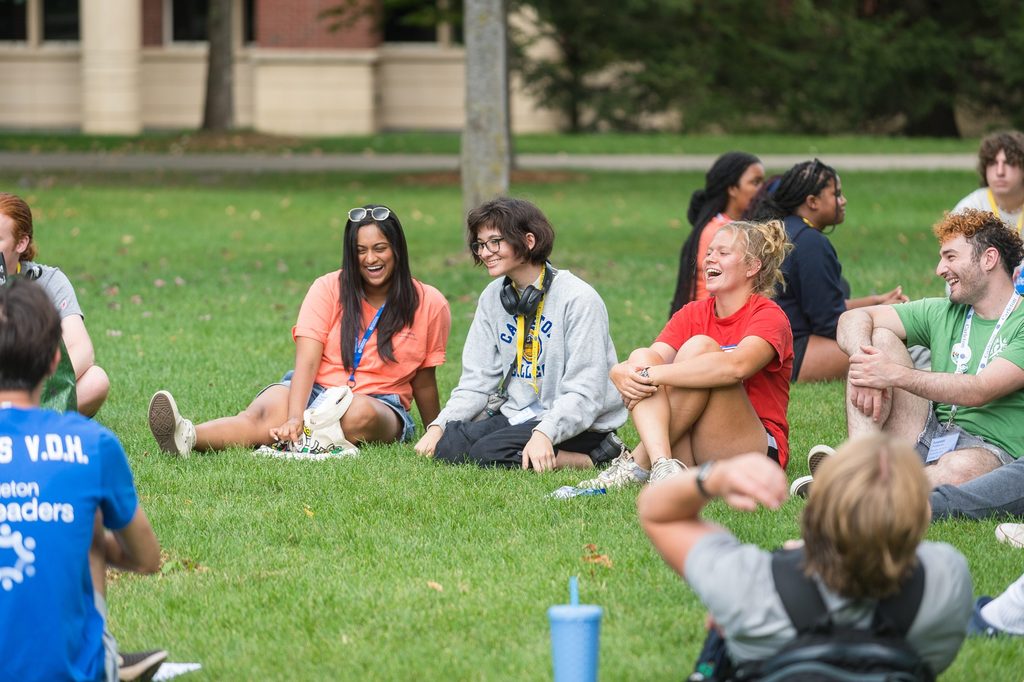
[1015,263,1024,296]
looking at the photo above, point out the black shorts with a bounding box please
[433,414,609,469]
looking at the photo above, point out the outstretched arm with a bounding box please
[847,285,908,310]
[638,453,788,576]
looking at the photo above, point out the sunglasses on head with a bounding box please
[348,207,391,222]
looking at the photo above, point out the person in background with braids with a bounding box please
[577,220,794,491]
[750,159,908,382]
[669,152,765,315]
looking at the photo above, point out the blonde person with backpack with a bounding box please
[640,433,971,679]
[148,205,451,456]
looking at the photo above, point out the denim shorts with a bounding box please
[270,370,415,443]
[916,407,1015,465]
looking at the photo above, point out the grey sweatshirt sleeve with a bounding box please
[429,286,505,429]
[534,282,623,445]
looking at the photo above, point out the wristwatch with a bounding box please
[695,461,715,499]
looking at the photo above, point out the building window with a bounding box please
[0,0,80,43]
[383,1,460,46]
[168,0,255,44]
[172,0,208,41]
[0,0,28,41]
[383,5,437,43]
[242,0,254,44]
[42,0,79,41]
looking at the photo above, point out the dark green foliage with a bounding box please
[317,0,1024,136]
[514,0,1024,136]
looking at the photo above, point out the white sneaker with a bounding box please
[577,451,649,490]
[789,475,813,498]
[148,390,196,456]
[649,457,687,484]
[807,444,836,476]
[995,523,1024,549]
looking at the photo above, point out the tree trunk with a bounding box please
[202,0,234,131]
[461,0,511,218]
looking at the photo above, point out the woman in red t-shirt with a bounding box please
[579,220,794,491]
[146,205,451,457]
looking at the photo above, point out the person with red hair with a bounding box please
[0,191,109,416]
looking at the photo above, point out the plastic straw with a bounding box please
[569,576,579,605]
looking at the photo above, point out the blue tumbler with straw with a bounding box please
[548,576,602,682]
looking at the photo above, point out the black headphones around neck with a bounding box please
[500,262,554,317]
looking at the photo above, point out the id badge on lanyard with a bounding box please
[944,293,1020,429]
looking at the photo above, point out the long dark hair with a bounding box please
[748,158,838,222]
[669,152,761,315]
[339,204,419,370]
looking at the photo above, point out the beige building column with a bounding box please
[80,0,142,134]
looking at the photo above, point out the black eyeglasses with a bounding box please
[348,207,391,222]
[471,237,505,254]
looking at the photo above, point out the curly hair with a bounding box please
[718,219,792,298]
[0,192,37,262]
[977,130,1024,186]
[801,434,930,599]
[933,208,1024,278]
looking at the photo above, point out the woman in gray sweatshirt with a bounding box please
[414,197,627,472]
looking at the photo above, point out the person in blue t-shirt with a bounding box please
[0,278,161,682]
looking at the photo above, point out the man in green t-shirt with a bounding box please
[822,209,1024,492]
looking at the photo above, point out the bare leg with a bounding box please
[629,346,682,468]
[193,385,290,451]
[796,335,849,383]
[846,328,929,443]
[632,336,769,468]
[340,395,402,443]
[927,447,1003,487]
[195,388,404,451]
[554,451,594,470]
[689,384,769,464]
[77,365,110,417]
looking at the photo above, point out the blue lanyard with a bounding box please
[348,303,385,387]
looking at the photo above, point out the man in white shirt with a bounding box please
[954,130,1024,234]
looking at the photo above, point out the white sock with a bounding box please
[980,571,1024,635]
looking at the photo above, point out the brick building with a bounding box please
[0,0,558,135]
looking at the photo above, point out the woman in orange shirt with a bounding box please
[669,152,764,316]
[147,205,451,456]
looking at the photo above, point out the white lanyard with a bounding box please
[947,292,1020,424]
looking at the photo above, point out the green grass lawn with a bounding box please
[3,168,1021,680]
[0,130,980,156]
